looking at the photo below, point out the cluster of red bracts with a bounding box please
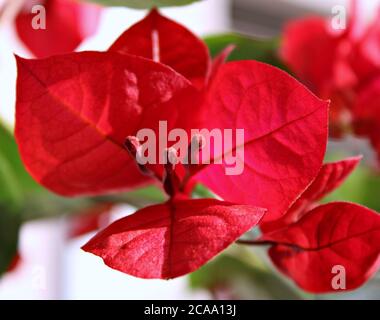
[14,9,380,293]
[281,0,380,163]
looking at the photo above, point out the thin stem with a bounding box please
[237,238,346,252]
[237,238,305,251]
[236,239,276,246]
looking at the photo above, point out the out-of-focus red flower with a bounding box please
[352,76,380,162]
[15,0,102,58]
[281,0,380,161]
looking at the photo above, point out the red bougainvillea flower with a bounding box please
[15,0,101,58]
[15,10,329,279]
[242,156,380,293]
[281,0,380,161]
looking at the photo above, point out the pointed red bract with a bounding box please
[195,60,328,221]
[261,156,361,232]
[15,52,197,196]
[82,198,265,279]
[109,9,210,87]
[15,0,101,58]
[262,202,380,293]
[207,45,235,84]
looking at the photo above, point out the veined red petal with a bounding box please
[196,60,328,221]
[15,0,101,58]
[262,202,380,293]
[109,9,210,87]
[82,198,266,279]
[15,52,197,196]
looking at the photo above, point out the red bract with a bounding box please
[207,44,235,84]
[261,202,380,293]
[15,0,101,58]
[281,1,380,154]
[83,198,265,279]
[16,52,197,196]
[109,9,210,88]
[255,156,380,292]
[15,10,329,279]
[195,61,328,221]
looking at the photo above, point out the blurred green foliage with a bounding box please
[0,207,20,274]
[204,33,286,70]
[0,123,43,209]
[0,122,38,274]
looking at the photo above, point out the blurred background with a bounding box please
[0,0,380,299]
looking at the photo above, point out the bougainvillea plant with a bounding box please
[281,0,380,163]
[11,0,102,58]
[14,9,380,293]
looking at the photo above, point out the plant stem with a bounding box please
[236,239,275,246]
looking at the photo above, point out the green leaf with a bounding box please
[192,183,218,199]
[84,0,201,8]
[0,206,20,275]
[204,33,286,70]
